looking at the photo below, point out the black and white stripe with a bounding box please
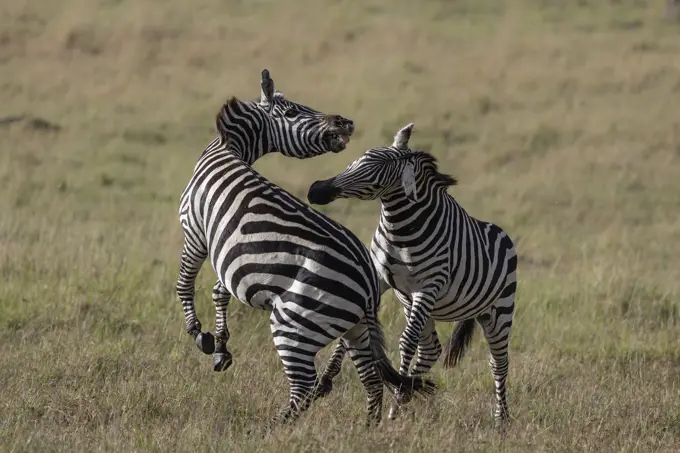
[176,72,434,424]
[307,123,517,424]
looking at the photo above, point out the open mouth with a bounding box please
[324,132,351,153]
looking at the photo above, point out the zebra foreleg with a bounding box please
[176,241,215,355]
[388,317,440,420]
[211,280,233,372]
[397,291,438,376]
[412,318,442,375]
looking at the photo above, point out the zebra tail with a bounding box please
[442,319,476,369]
[365,302,437,397]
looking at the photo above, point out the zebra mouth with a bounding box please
[324,132,351,153]
[307,179,340,205]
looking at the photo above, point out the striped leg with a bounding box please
[269,305,325,423]
[412,318,442,374]
[477,283,516,425]
[388,317,440,420]
[315,341,346,399]
[212,280,233,372]
[398,290,438,375]
[341,318,384,425]
[176,240,214,354]
[315,276,390,399]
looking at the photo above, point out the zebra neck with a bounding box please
[379,192,440,237]
[202,134,271,166]
[225,139,269,166]
[379,187,462,239]
[213,98,272,166]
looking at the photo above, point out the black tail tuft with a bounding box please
[443,319,476,369]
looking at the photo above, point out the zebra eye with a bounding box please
[284,108,298,118]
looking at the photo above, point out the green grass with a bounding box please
[2,0,680,451]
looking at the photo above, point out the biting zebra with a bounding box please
[176,71,435,423]
[306,123,517,425]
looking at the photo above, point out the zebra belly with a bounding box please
[392,282,498,323]
[430,282,502,321]
[430,297,492,322]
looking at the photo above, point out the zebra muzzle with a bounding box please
[307,179,340,205]
[323,131,351,153]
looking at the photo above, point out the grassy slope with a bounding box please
[1,0,680,451]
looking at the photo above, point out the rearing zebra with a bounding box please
[307,123,517,424]
[177,71,435,423]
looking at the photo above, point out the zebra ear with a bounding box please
[392,122,414,150]
[401,161,418,201]
[260,69,275,107]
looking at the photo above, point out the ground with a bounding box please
[1,0,680,451]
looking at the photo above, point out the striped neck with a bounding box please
[221,132,270,166]
[214,98,273,166]
[379,184,452,237]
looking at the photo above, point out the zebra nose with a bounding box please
[307,180,338,205]
[329,116,354,131]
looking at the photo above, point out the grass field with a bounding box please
[2,0,680,451]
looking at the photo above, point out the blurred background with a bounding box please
[1,1,679,451]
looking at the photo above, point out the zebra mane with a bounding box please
[214,96,261,139]
[409,150,458,188]
[215,94,286,137]
[215,96,241,137]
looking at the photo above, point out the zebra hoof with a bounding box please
[365,412,382,427]
[314,376,333,399]
[494,413,510,430]
[388,390,411,420]
[387,401,400,420]
[195,332,215,355]
[213,351,233,372]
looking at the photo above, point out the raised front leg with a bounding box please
[398,289,438,376]
[388,316,440,420]
[212,280,233,372]
[176,241,214,354]
[412,318,442,375]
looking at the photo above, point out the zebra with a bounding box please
[176,71,435,424]
[306,123,518,425]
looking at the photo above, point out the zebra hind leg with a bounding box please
[314,341,347,400]
[176,241,214,354]
[341,319,384,426]
[269,308,324,424]
[477,285,516,426]
[314,276,389,401]
[212,280,233,372]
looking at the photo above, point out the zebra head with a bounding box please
[215,69,354,162]
[262,70,355,157]
[214,70,354,162]
[307,123,457,205]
